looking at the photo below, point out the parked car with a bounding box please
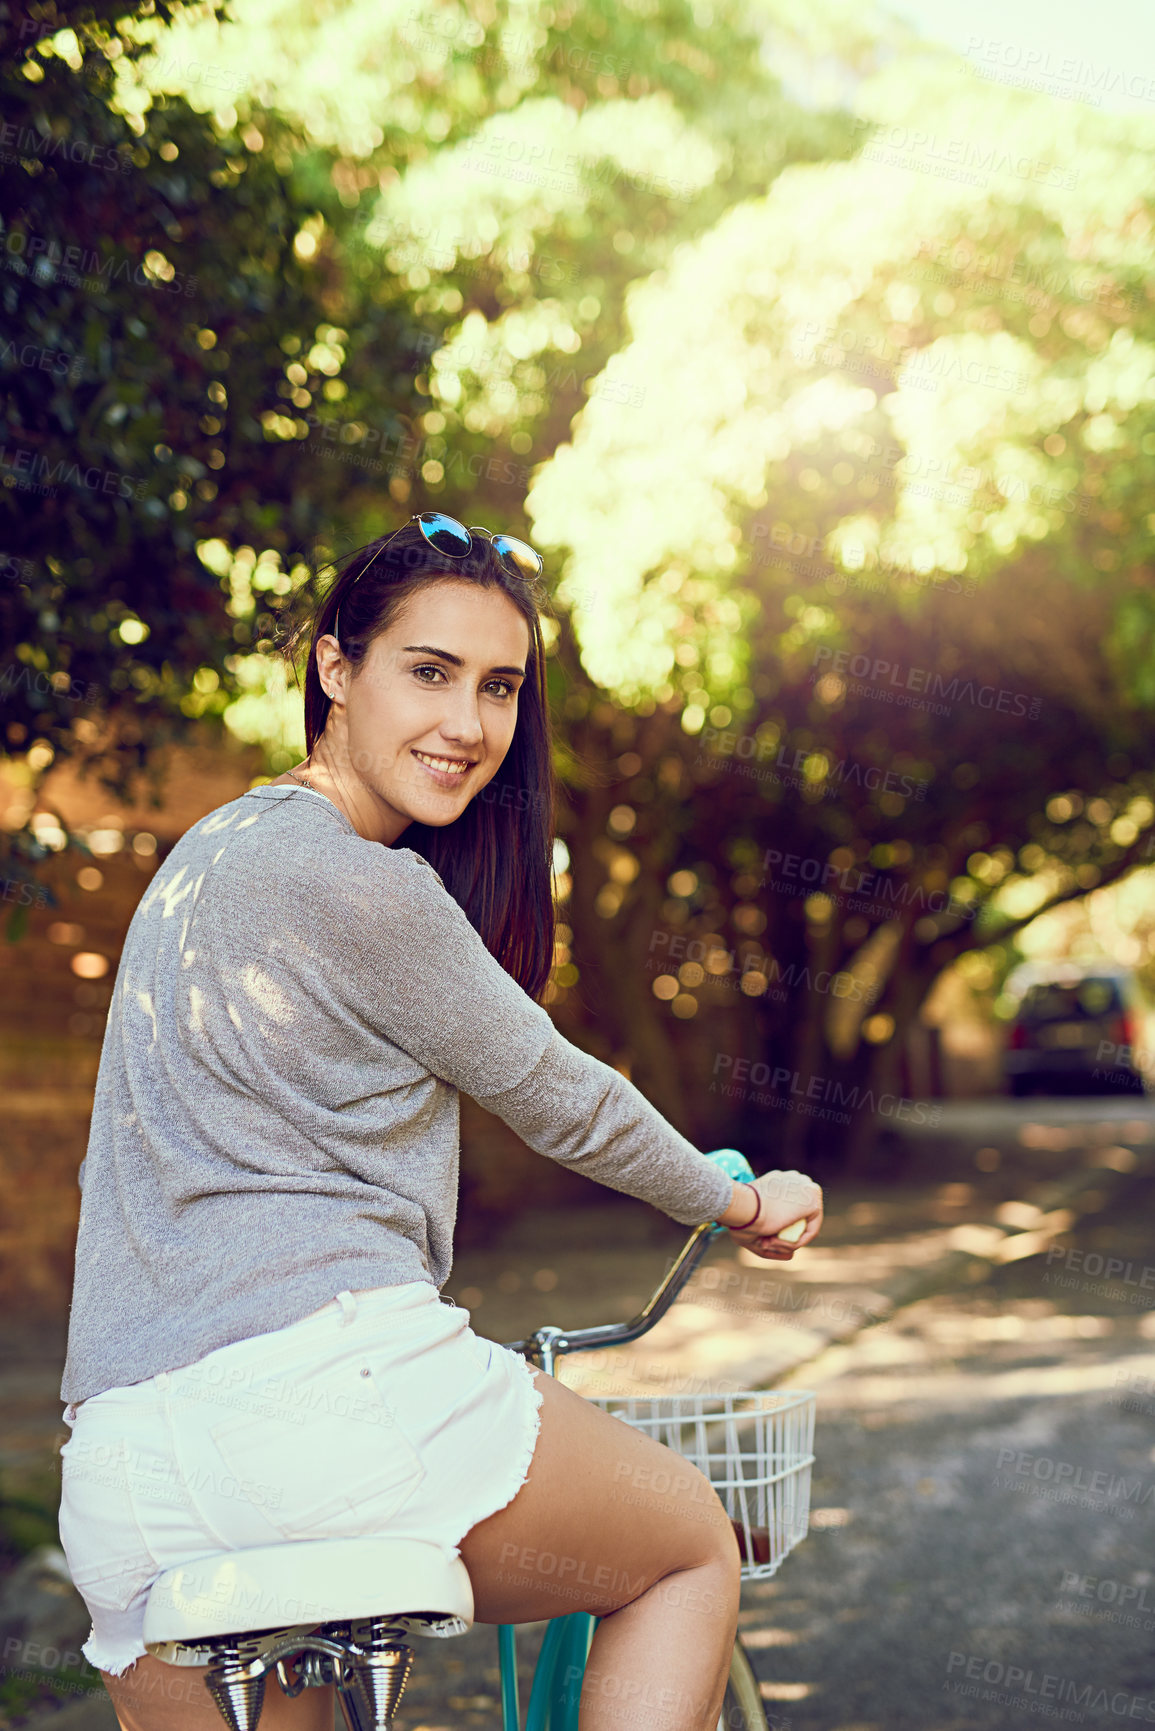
[1003,961,1150,1097]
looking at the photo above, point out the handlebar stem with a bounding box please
[504,1222,717,1372]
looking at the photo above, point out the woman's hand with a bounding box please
[718,1170,824,1261]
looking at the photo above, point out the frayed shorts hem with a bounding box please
[444,1353,545,1550]
[60,1285,547,1668]
[82,1630,157,1677]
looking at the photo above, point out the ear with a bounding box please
[314,633,347,703]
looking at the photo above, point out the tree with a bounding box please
[525,47,1155,1167]
[0,0,430,913]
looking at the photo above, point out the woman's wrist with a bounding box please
[717,1180,762,1231]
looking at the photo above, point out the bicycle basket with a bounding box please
[589,1390,816,1582]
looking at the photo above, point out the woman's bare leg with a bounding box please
[458,1372,742,1731]
[102,1371,741,1731]
[100,1654,334,1731]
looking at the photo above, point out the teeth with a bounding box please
[416,752,470,775]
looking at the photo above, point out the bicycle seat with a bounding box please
[142,1535,474,1659]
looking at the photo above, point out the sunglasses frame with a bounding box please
[406,511,544,581]
[330,514,543,647]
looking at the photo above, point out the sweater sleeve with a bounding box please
[322,842,734,1228]
[472,1027,735,1226]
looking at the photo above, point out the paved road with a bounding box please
[744,1182,1155,1729]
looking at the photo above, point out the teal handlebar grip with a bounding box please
[706,1147,755,1234]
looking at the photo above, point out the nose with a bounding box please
[438,688,485,752]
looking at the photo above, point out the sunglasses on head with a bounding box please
[397,512,544,580]
[332,514,544,646]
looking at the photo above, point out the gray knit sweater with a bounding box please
[61,783,733,1403]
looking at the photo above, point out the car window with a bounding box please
[1019,979,1122,1021]
[1077,979,1119,1016]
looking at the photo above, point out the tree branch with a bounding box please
[935,828,1155,957]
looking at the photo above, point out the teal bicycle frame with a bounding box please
[497,1613,594,1731]
[493,1148,758,1731]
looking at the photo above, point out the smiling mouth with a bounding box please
[413,750,474,777]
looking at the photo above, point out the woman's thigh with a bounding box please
[99,1655,334,1731]
[458,1371,740,1624]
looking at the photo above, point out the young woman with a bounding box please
[57,513,823,1731]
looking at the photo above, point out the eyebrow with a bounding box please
[402,644,526,678]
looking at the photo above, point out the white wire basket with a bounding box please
[589,1390,816,1581]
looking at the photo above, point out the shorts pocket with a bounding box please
[206,1351,426,1542]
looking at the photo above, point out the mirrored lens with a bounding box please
[416,512,472,556]
[490,534,543,577]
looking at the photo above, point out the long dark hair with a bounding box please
[293,522,556,1001]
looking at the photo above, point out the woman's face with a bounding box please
[318,577,532,845]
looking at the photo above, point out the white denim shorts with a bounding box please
[57,1283,544,1676]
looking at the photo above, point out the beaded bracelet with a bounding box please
[728,1182,762,1231]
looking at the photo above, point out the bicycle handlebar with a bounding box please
[501,1149,757,1374]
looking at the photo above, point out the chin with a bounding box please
[414,807,465,829]
[408,794,472,827]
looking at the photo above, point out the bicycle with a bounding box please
[138,1151,817,1731]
